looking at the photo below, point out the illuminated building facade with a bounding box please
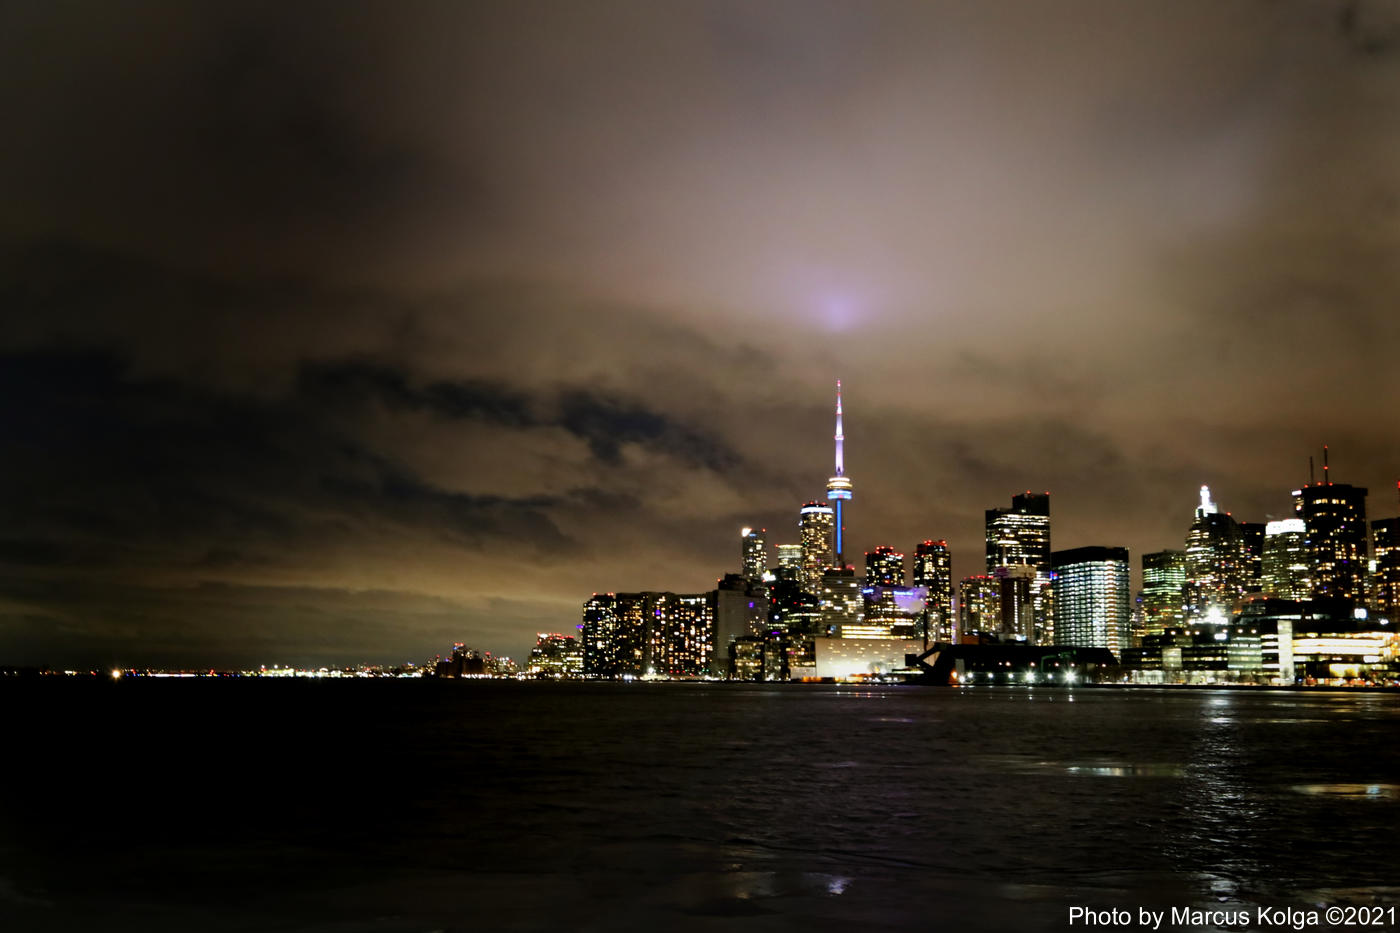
[958,574,1001,639]
[581,592,712,678]
[741,527,767,583]
[1183,485,1248,623]
[819,566,865,637]
[799,501,834,594]
[1239,521,1265,594]
[864,546,904,587]
[774,543,803,573]
[711,573,767,676]
[1373,516,1400,620]
[1295,481,1370,602]
[913,539,954,643]
[985,492,1052,642]
[1262,519,1311,599]
[1051,546,1131,656]
[527,633,584,677]
[1141,549,1186,635]
[994,563,1036,641]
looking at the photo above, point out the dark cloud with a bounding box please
[1,1,1398,665]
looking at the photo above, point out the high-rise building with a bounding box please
[1141,550,1186,635]
[985,492,1052,642]
[1294,480,1369,603]
[994,563,1037,640]
[527,633,584,677]
[1183,485,1248,623]
[1239,521,1265,594]
[825,380,854,568]
[818,566,865,637]
[774,543,803,573]
[1372,514,1400,621]
[581,592,712,678]
[1262,519,1310,600]
[798,502,834,594]
[711,573,768,676]
[958,575,1000,639]
[864,546,905,587]
[741,527,767,583]
[913,540,954,643]
[1052,546,1131,656]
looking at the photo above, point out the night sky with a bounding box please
[3,1,1399,668]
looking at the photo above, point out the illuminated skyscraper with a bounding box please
[741,527,767,583]
[864,546,905,587]
[1262,519,1310,599]
[818,566,865,637]
[1373,513,1400,620]
[774,543,803,573]
[1294,479,1369,602]
[1052,546,1131,656]
[1141,550,1186,634]
[994,563,1036,640]
[958,575,1000,639]
[1239,521,1265,594]
[581,592,712,678]
[913,540,954,643]
[798,502,834,594]
[1183,485,1248,623]
[825,380,854,568]
[985,492,1052,641]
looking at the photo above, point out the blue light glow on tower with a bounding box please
[826,380,853,567]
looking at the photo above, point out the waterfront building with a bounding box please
[526,633,584,678]
[1183,486,1248,623]
[1262,519,1311,599]
[741,527,767,583]
[1141,549,1186,635]
[1294,480,1370,603]
[913,539,954,643]
[812,636,923,680]
[985,492,1052,642]
[1373,514,1400,620]
[1051,546,1131,656]
[799,501,834,594]
[581,592,712,678]
[710,573,768,676]
[958,575,1001,640]
[994,563,1037,641]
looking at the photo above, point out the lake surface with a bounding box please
[2,681,1397,931]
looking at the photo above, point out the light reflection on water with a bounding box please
[3,681,1399,932]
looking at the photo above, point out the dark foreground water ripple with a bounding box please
[1,681,1397,931]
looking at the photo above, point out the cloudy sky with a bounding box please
[3,1,1399,667]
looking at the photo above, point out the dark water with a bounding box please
[2,681,1397,931]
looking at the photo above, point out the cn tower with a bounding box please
[826,380,853,568]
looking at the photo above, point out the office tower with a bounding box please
[1238,522,1265,593]
[1183,485,1248,623]
[774,543,803,573]
[1262,519,1311,599]
[959,575,1001,639]
[527,633,584,677]
[985,492,1051,571]
[711,573,768,676]
[864,546,905,587]
[1372,514,1400,620]
[741,527,767,582]
[1294,479,1369,602]
[985,492,1052,642]
[826,380,854,568]
[1052,546,1131,656]
[913,539,955,642]
[799,502,834,593]
[818,566,865,637]
[1141,550,1186,635]
[994,564,1036,640]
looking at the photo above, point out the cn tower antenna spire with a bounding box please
[835,379,844,477]
[825,380,853,569]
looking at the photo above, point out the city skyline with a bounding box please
[3,2,1400,668]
